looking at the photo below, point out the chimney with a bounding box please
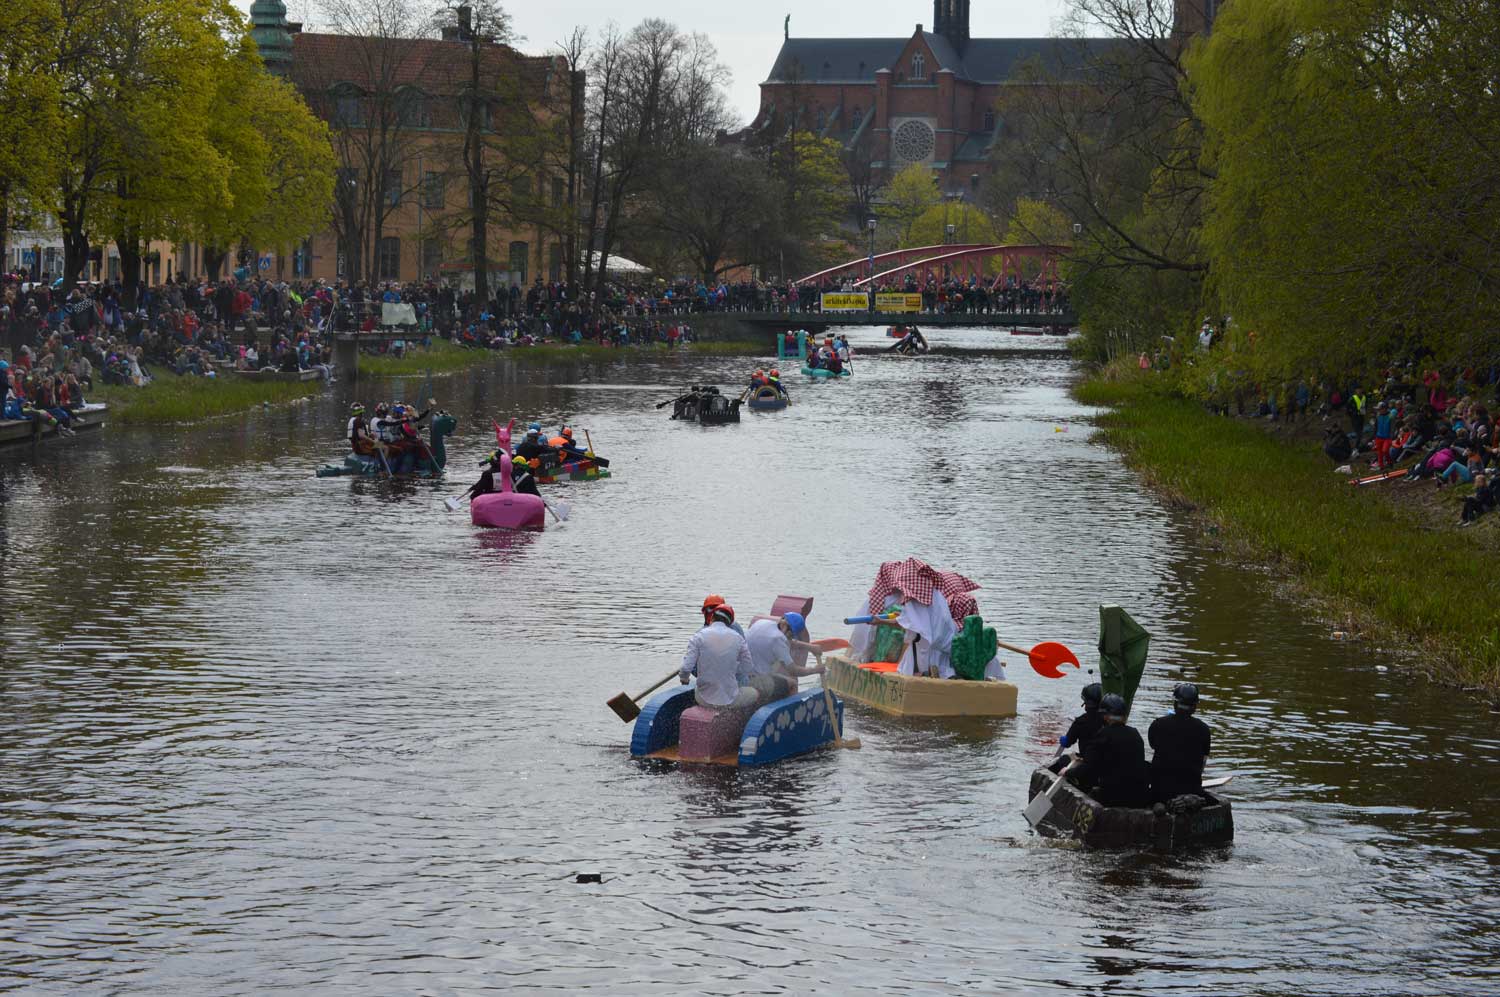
[458,4,472,40]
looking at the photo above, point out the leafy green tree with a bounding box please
[878,164,941,248]
[0,0,63,273]
[1191,0,1500,377]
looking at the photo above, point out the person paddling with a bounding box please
[745,611,824,703]
[347,402,376,456]
[679,604,758,711]
[509,454,541,496]
[1148,683,1212,802]
[1059,682,1105,752]
[1070,693,1151,807]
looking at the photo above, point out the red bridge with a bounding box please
[797,244,1069,292]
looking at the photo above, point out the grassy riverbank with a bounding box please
[92,377,321,425]
[358,337,764,377]
[1077,368,1500,693]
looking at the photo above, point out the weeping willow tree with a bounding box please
[1191,0,1500,382]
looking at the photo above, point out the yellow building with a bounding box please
[250,0,578,289]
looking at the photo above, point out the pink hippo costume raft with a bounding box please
[471,419,547,531]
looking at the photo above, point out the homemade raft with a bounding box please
[747,385,789,411]
[629,686,843,766]
[1025,766,1234,849]
[820,654,1017,717]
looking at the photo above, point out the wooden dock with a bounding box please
[0,403,109,448]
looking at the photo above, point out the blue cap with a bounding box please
[781,611,805,635]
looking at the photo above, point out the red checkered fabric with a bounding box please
[866,557,981,624]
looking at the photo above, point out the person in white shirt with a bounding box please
[679,605,758,711]
[745,612,824,701]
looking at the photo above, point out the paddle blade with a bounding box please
[553,501,571,522]
[443,496,462,512]
[1023,791,1055,827]
[810,638,851,652]
[607,692,640,722]
[1029,641,1082,679]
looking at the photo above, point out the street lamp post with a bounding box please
[867,216,877,312]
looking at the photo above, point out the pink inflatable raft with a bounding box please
[471,419,547,531]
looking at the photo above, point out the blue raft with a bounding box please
[630,686,843,766]
[747,385,789,411]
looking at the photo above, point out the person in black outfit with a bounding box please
[1059,683,1105,752]
[465,457,501,501]
[510,455,541,496]
[1070,693,1151,808]
[1148,683,1212,803]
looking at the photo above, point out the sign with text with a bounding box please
[820,292,869,313]
[875,292,923,313]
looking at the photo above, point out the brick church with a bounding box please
[755,0,1209,196]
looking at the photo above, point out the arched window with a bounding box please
[983,109,996,131]
[851,106,863,128]
[912,53,925,80]
[332,84,364,126]
[397,86,430,128]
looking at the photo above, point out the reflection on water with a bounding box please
[1,328,1497,995]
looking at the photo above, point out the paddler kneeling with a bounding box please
[1068,693,1151,808]
[745,611,824,703]
[679,604,759,711]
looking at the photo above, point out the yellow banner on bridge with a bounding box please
[874,292,923,313]
[820,292,869,313]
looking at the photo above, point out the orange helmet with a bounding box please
[769,368,780,378]
[702,594,725,611]
[711,604,735,625]
[561,426,574,440]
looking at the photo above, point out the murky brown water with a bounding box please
[2,327,1497,995]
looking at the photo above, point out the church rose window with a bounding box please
[893,120,935,162]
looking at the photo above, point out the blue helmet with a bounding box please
[781,611,805,635]
[529,422,542,432]
[0,360,8,371]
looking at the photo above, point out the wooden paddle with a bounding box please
[1202,774,1234,789]
[995,639,1081,679]
[1024,759,1079,827]
[820,682,861,749]
[607,668,681,722]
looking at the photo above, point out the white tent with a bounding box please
[587,251,652,276]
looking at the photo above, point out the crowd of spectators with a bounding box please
[1142,318,1500,528]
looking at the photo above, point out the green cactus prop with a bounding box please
[951,614,996,681]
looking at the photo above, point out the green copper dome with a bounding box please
[249,0,293,76]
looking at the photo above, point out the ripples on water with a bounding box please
[2,328,1497,994]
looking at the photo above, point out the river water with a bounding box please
[1,327,1497,995]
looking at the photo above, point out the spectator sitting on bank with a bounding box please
[1461,472,1497,526]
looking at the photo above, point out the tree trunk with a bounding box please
[565,69,584,286]
[206,247,227,281]
[467,37,488,303]
[0,189,10,281]
[116,232,142,311]
[61,210,90,293]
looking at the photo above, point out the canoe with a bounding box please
[801,366,851,379]
[234,367,324,382]
[747,385,789,411]
[630,686,843,767]
[0,402,108,448]
[1025,765,1234,849]
[821,654,1017,718]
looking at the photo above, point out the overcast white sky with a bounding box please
[241,1,1072,122]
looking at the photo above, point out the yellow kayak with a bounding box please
[822,654,1018,718]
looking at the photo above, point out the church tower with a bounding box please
[932,0,971,53]
[249,0,294,77]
